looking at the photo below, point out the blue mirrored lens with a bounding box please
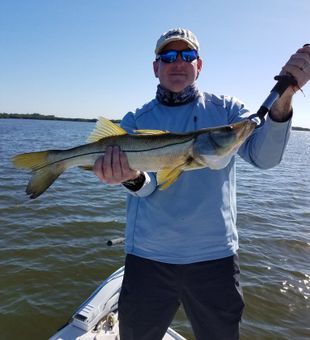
[160,51,178,63]
[158,50,198,63]
[182,50,198,62]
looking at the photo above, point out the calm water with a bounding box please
[0,119,309,340]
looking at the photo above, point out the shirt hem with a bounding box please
[125,247,238,265]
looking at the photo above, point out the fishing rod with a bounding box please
[249,43,309,127]
[248,74,297,127]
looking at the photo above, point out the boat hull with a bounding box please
[49,267,186,340]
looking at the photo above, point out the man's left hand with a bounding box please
[270,45,310,122]
[280,44,310,91]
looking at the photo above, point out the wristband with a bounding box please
[122,172,146,192]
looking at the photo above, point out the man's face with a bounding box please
[153,40,203,93]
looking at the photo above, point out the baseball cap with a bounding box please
[155,28,200,55]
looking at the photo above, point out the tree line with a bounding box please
[0,113,120,124]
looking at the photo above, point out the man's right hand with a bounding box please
[93,146,141,185]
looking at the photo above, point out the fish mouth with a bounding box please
[234,120,256,139]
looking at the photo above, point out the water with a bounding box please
[0,119,309,340]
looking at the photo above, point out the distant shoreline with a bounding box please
[0,113,308,131]
[0,113,120,124]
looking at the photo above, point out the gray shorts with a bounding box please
[118,254,244,340]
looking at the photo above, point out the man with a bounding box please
[94,28,310,339]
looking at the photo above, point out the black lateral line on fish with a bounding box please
[33,137,194,171]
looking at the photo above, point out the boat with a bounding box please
[49,266,186,340]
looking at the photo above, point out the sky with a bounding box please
[1,0,309,128]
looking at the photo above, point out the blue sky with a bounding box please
[1,0,309,127]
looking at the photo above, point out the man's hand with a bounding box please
[281,44,310,90]
[93,146,141,185]
[271,45,310,122]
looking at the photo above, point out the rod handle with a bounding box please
[107,237,125,246]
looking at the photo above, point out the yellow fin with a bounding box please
[12,151,50,170]
[12,151,65,199]
[134,129,169,135]
[87,117,127,143]
[157,165,184,190]
[26,167,62,199]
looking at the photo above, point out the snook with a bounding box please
[12,117,256,199]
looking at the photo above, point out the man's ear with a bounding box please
[196,58,203,80]
[153,61,159,78]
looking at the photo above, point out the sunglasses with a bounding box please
[156,49,199,63]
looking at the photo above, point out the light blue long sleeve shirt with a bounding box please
[120,91,291,264]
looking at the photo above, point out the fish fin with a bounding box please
[12,151,50,170]
[12,151,65,199]
[87,117,127,142]
[134,129,169,135]
[157,165,184,190]
[78,165,94,171]
[26,168,62,199]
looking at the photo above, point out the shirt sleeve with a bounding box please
[238,115,291,169]
[225,96,292,169]
[219,96,291,168]
[122,172,157,197]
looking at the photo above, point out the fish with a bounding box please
[12,117,256,199]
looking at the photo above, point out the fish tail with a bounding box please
[26,167,63,199]
[12,151,50,170]
[12,151,65,199]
